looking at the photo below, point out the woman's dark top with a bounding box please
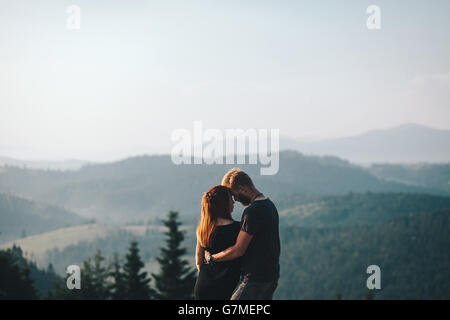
[194,221,241,300]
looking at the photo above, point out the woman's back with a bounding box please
[194,221,241,299]
[208,221,241,254]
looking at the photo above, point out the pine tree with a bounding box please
[109,252,127,299]
[45,264,58,300]
[53,250,111,300]
[152,211,196,299]
[0,246,37,299]
[122,240,154,299]
[89,249,111,299]
[21,261,38,299]
[47,263,55,274]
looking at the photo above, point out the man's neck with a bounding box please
[249,190,265,203]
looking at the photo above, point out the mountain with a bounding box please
[0,151,437,224]
[282,123,450,164]
[369,163,450,193]
[0,156,88,171]
[2,123,449,168]
[0,193,87,244]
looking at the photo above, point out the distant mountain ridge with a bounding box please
[2,123,449,167]
[0,156,88,171]
[0,151,440,225]
[281,123,450,164]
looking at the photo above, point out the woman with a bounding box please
[194,185,241,300]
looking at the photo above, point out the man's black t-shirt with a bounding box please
[240,198,280,282]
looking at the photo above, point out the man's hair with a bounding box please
[221,168,255,190]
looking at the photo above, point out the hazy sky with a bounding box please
[1,0,449,161]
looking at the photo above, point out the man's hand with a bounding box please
[204,250,211,264]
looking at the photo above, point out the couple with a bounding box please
[194,168,280,300]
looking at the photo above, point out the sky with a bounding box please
[1,0,449,161]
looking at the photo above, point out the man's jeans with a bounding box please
[230,275,278,300]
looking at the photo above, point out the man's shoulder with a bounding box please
[243,198,277,215]
[255,198,277,210]
[242,199,263,213]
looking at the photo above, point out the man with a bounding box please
[204,168,280,300]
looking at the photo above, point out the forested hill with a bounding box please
[2,191,449,299]
[0,151,442,224]
[0,193,87,243]
[369,163,450,193]
[277,192,450,227]
[277,209,450,299]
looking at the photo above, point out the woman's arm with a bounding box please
[195,240,205,271]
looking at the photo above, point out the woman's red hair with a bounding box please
[196,185,233,248]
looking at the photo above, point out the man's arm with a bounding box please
[208,231,253,263]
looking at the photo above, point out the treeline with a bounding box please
[43,223,196,277]
[0,211,196,300]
